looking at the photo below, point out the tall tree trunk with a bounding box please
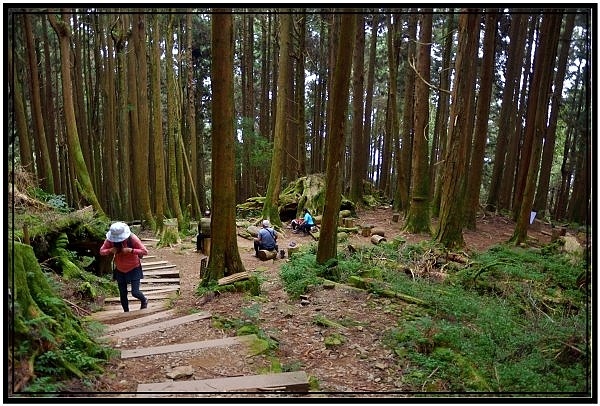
[533,14,575,218]
[361,14,378,200]
[296,12,307,177]
[431,13,454,215]
[487,13,527,212]
[380,14,398,197]
[150,15,167,227]
[464,12,498,229]
[185,12,200,219]
[205,9,246,282]
[349,14,365,205]
[8,37,34,174]
[434,11,479,249]
[316,13,356,265]
[49,11,105,218]
[41,17,59,194]
[499,16,535,213]
[512,11,562,244]
[101,14,119,216]
[71,14,93,183]
[404,11,432,234]
[241,12,255,201]
[262,12,292,228]
[395,12,417,212]
[165,15,184,228]
[113,15,133,218]
[24,14,54,192]
[132,14,155,228]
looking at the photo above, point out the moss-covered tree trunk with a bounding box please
[204,9,246,283]
[261,12,291,228]
[49,12,105,219]
[316,14,356,264]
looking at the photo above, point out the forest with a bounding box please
[6,7,593,397]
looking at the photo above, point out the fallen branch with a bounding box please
[218,271,250,286]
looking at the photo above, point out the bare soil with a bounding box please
[90,206,558,397]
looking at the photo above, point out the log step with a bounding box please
[104,310,177,333]
[137,371,309,394]
[121,334,256,359]
[103,312,211,340]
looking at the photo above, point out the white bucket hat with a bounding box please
[106,222,131,243]
[262,219,271,228]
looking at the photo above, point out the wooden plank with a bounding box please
[141,278,180,284]
[144,269,180,277]
[121,334,256,359]
[88,302,169,322]
[105,312,211,340]
[141,260,169,266]
[137,371,309,393]
[142,285,180,292]
[143,264,177,271]
[142,255,157,260]
[104,288,179,302]
[105,310,177,333]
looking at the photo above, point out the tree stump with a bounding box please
[287,245,300,258]
[371,227,385,237]
[343,218,356,228]
[361,224,373,237]
[392,213,400,223]
[371,235,386,245]
[257,250,277,261]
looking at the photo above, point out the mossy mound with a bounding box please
[8,242,114,393]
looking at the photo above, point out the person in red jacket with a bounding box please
[100,222,149,312]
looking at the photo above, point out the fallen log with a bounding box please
[257,250,277,261]
[218,271,250,285]
[371,235,386,245]
[348,275,427,306]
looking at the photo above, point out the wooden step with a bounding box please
[141,278,180,284]
[121,334,256,359]
[141,260,169,267]
[104,310,177,333]
[137,371,309,393]
[87,301,170,322]
[141,284,180,292]
[144,269,180,277]
[142,255,157,260]
[104,287,179,303]
[143,264,177,271]
[103,312,211,340]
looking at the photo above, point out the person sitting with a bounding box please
[298,208,315,235]
[254,219,278,256]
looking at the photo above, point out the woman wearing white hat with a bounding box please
[100,222,149,312]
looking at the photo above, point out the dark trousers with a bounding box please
[254,240,277,255]
[115,267,146,312]
[299,222,313,234]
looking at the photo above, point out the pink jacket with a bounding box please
[99,233,148,273]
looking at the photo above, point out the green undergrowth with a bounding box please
[9,242,116,394]
[280,238,590,394]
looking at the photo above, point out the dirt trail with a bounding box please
[91,207,557,396]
